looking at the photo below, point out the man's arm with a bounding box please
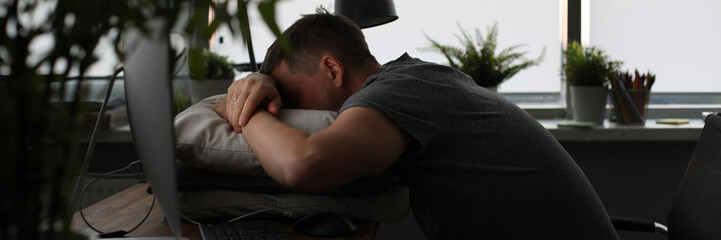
[242,107,407,193]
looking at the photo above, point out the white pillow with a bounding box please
[174,94,337,176]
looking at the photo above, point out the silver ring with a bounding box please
[231,97,239,101]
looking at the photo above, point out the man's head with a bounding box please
[259,8,380,110]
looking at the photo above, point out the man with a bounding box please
[214,8,619,239]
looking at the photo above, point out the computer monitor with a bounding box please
[124,18,184,239]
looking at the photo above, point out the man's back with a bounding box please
[340,53,618,239]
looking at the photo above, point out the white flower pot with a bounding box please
[570,86,608,124]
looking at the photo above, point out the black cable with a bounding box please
[69,67,152,236]
[226,208,292,223]
[84,172,146,179]
[78,174,156,236]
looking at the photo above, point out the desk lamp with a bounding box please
[334,0,398,28]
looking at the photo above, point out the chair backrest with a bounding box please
[667,113,721,239]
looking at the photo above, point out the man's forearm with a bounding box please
[241,107,405,193]
[241,109,319,191]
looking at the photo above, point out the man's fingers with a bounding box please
[267,96,283,115]
[214,96,228,119]
[239,90,263,126]
[227,92,245,133]
[230,97,244,132]
[226,86,238,128]
[227,80,255,131]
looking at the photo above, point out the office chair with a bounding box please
[609,112,721,239]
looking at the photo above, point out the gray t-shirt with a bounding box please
[339,54,618,239]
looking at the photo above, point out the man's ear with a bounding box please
[322,56,344,88]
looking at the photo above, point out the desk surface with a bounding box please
[71,183,378,239]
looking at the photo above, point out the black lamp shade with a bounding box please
[335,0,398,28]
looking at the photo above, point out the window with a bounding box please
[589,0,721,94]
[75,0,719,111]
[212,0,559,93]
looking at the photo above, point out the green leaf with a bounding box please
[236,0,252,43]
[563,41,622,86]
[257,0,291,55]
[188,47,206,80]
[424,21,545,87]
[204,18,223,39]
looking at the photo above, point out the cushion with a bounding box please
[177,163,410,223]
[174,94,337,176]
[176,163,402,197]
[174,95,411,223]
[179,185,410,223]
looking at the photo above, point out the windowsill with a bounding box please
[538,118,704,142]
[523,104,714,142]
[521,104,720,120]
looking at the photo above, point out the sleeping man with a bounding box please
[213,8,619,239]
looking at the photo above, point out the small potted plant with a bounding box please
[563,41,622,124]
[425,22,545,91]
[188,48,236,100]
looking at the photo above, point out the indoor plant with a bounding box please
[425,22,545,91]
[0,0,284,239]
[562,41,622,124]
[188,48,236,100]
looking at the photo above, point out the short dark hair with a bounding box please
[259,7,377,76]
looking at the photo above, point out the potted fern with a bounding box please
[425,22,545,92]
[563,41,622,124]
[188,49,236,100]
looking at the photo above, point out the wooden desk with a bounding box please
[72,183,378,239]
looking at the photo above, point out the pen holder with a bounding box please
[612,89,650,125]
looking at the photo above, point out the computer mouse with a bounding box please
[292,212,358,237]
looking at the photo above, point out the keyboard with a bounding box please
[199,218,293,240]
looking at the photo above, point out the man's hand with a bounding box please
[213,95,231,123]
[225,72,283,133]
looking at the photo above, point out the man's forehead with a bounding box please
[270,61,295,83]
[269,61,301,105]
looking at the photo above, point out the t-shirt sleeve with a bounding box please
[339,73,442,155]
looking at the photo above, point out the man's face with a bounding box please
[270,61,345,111]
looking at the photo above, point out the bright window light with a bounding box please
[214,0,560,93]
[590,0,721,93]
